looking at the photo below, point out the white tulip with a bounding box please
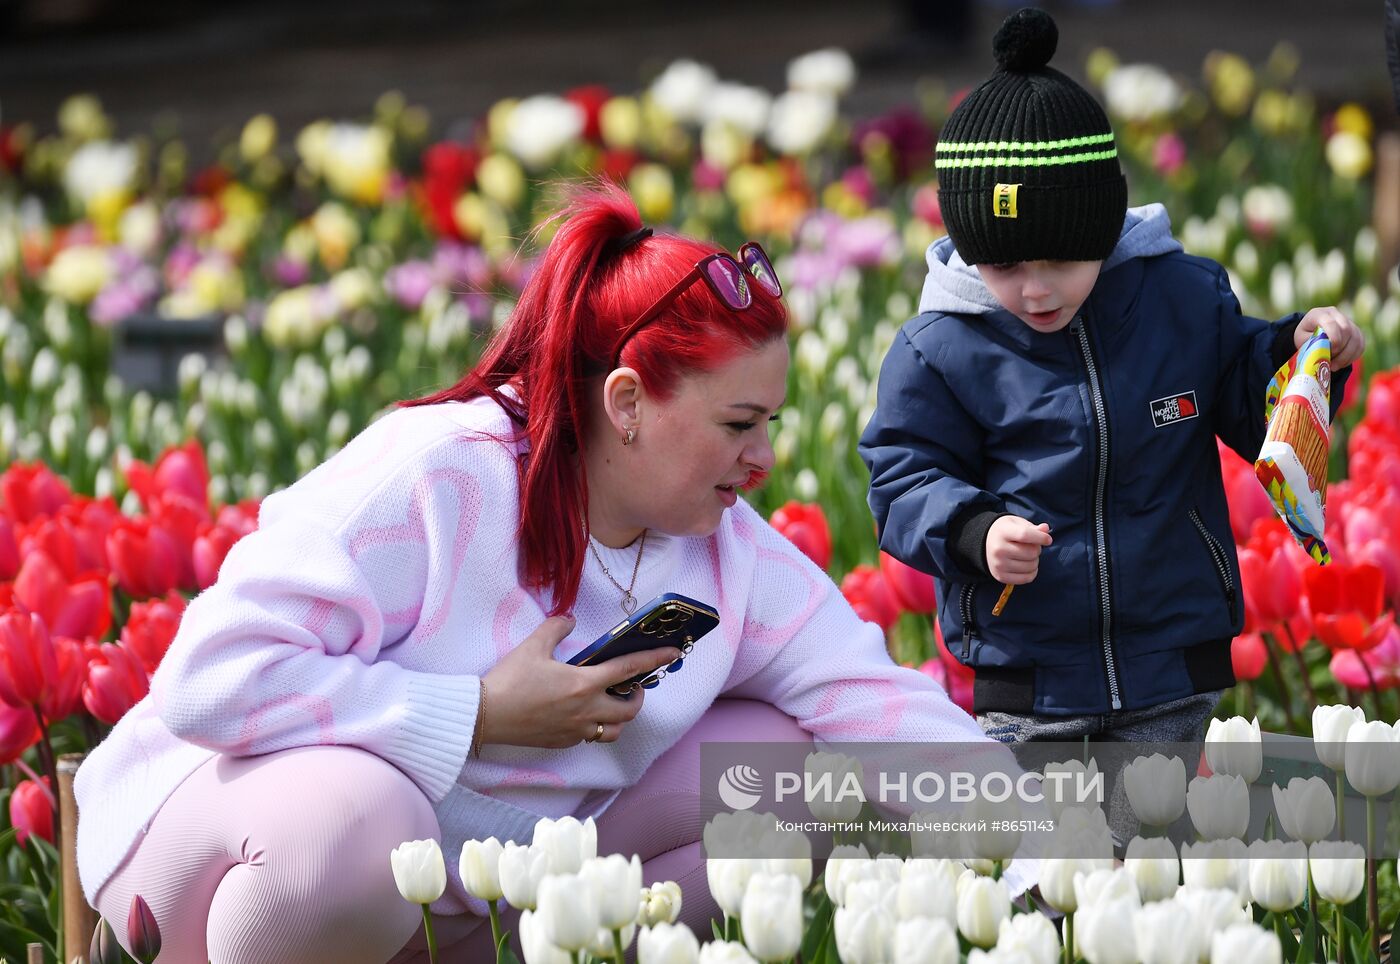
[1209,923,1281,964]
[1041,758,1103,818]
[1038,857,1114,912]
[707,858,758,919]
[697,942,758,963]
[1124,836,1180,902]
[1186,774,1251,840]
[1123,754,1188,827]
[1075,896,1140,964]
[892,916,959,964]
[64,140,138,206]
[834,902,893,964]
[1309,841,1366,905]
[1180,839,1250,901]
[844,875,899,917]
[703,811,772,858]
[1345,721,1400,797]
[823,845,872,905]
[532,815,597,875]
[995,911,1060,964]
[1102,64,1182,122]
[969,950,1038,964]
[1074,867,1141,911]
[1272,776,1336,843]
[459,836,504,902]
[1133,899,1198,964]
[895,869,956,926]
[1173,887,1250,963]
[767,90,837,155]
[1205,717,1263,783]
[537,873,599,952]
[804,750,866,821]
[761,829,813,888]
[786,48,857,96]
[1047,806,1116,859]
[639,880,683,926]
[389,838,447,905]
[740,873,802,962]
[956,873,1009,948]
[1245,840,1307,912]
[499,840,551,911]
[638,921,700,964]
[650,60,718,125]
[581,853,643,930]
[964,795,1023,862]
[585,921,636,960]
[519,909,571,964]
[504,95,585,171]
[1313,705,1366,770]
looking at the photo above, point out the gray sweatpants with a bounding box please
[977,690,1225,848]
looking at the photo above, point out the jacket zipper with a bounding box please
[1189,508,1239,622]
[959,582,978,657]
[1071,318,1122,710]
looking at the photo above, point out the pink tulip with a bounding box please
[124,439,210,512]
[1331,625,1400,690]
[840,565,901,632]
[0,611,58,710]
[9,777,54,847]
[127,895,162,964]
[12,549,112,640]
[0,701,38,764]
[0,513,19,581]
[83,642,149,725]
[879,551,938,614]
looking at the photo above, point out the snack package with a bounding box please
[1254,329,1333,564]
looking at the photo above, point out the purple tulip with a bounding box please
[384,259,436,310]
[432,241,490,289]
[127,894,162,963]
[271,255,312,288]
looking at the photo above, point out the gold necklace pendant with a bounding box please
[588,529,648,617]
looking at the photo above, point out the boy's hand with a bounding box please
[986,517,1052,585]
[1297,306,1365,368]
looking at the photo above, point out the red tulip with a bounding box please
[124,439,209,513]
[12,550,112,640]
[0,513,17,581]
[879,551,938,614]
[840,565,901,632]
[127,894,162,964]
[147,491,208,590]
[106,518,182,599]
[59,495,123,574]
[1231,632,1268,681]
[421,141,479,239]
[0,462,71,524]
[121,592,186,674]
[0,701,38,764]
[0,611,59,710]
[1330,625,1400,690]
[769,501,832,571]
[1238,536,1302,630]
[42,636,89,724]
[9,777,54,847]
[214,499,260,537]
[1219,439,1276,544]
[564,84,612,142]
[193,523,240,590]
[1352,539,1400,609]
[19,515,81,580]
[83,642,149,725]
[1302,563,1395,652]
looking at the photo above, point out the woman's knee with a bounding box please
[698,698,811,745]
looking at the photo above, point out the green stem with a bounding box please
[1337,770,1347,842]
[612,928,626,964]
[1337,901,1346,964]
[1064,913,1074,964]
[1367,795,1379,947]
[421,904,438,964]
[571,952,581,964]
[489,901,502,964]
[1308,869,1321,964]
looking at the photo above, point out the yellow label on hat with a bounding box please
[993,183,1020,219]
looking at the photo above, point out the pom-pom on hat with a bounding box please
[935,7,1127,265]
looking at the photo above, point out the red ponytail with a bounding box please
[405,181,786,615]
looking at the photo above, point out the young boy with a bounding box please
[859,7,1365,744]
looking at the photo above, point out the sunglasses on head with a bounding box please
[611,241,782,368]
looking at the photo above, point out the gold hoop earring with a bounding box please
[623,428,635,446]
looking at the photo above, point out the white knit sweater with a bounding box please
[74,396,1002,910]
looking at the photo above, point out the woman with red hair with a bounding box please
[74,183,998,962]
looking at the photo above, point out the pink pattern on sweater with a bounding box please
[492,587,531,659]
[234,693,336,754]
[812,678,910,739]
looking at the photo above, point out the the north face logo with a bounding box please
[1150,391,1199,427]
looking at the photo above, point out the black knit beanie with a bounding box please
[936,7,1127,265]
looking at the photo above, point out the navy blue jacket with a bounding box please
[860,220,1350,716]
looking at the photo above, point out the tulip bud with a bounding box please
[389,838,447,905]
[638,920,700,964]
[803,750,864,822]
[833,901,893,964]
[1132,900,1196,964]
[1205,716,1263,783]
[1186,774,1250,840]
[697,941,760,963]
[531,815,597,876]
[740,872,802,962]
[581,853,643,930]
[127,895,162,964]
[1075,896,1139,964]
[1310,840,1365,905]
[9,777,54,846]
[706,858,756,919]
[1180,839,1249,902]
[1209,923,1281,964]
[995,911,1060,964]
[1271,776,1335,843]
[1123,753,1188,828]
[518,908,571,964]
[1245,840,1307,912]
[1041,758,1103,819]
[1345,720,1400,797]
[1074,867,1141,911]
[892,916,958,964]
[459,836,504,902]
[955,873,1009,948]
[537,873,600,952]
[639,880,683,927]
[89,917,122,964]
[1124,836,1180,903]
[499,840,550,911]
[895,867,956,926]
[822,844,871,906]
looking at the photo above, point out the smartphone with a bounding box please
[567,593,720,697]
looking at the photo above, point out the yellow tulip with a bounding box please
[600,97,643,150]
[46,245,112,305]
[628,164,674,223]
[240,114,277,164]
[1333,103,1374,141]
[477,153,526,210]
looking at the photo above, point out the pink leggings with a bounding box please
[94,698,811,963]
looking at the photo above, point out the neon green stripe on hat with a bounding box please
[936,132,1116,154]
[934,148,1119,169]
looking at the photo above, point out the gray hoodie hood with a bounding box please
[917,203,1183,316]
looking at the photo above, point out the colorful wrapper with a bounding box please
[1253,329,1333,564]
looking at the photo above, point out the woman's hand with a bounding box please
[985,517,1052,585]
[1296,306,1365,368]
[478,616,682,749]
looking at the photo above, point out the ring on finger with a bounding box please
[585,721,605,743]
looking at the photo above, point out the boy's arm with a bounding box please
[859,328,1005,583]
[1211,264,1352,462]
